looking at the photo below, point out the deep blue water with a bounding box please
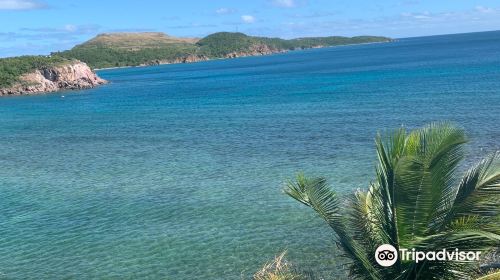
[0,31,499,279]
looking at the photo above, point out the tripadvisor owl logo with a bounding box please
[374,244,482,267]
[375,244,398,267]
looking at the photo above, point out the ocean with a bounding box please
[0,31,499,279]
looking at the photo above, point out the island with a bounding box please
[0,32,392,96]
[55,32,393,69]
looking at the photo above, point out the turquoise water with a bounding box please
[1,31,500,279]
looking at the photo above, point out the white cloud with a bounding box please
[475,6,495,14]
[401,11,432,20]
[21,24,101,34]
[216,8,234,15]
[263,6,500,39]
[241,15,256,23]
[413,15,430,19]
[0,0,46,10]
[64,24,77,32]
[272,0,296,8]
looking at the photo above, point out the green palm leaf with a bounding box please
[285,175,382,280]
[284,122,500,280]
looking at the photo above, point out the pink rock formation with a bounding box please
[0,61,107,96]
[225,44,285,58]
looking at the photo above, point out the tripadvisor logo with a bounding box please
[375,244,398,267]
[374,244,482,267]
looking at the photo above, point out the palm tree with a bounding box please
[285,122,500,279]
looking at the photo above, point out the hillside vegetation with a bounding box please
[55,32,392,69]
[197,32,391,56]
[82,32,199,49]
[1,32,391,87]
[56,44,198,69]
[0,56,72,87]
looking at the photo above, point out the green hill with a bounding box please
[81,32,198,49]
[196,32,262,57]
[197,32,392,57]
[54,32,199,69]
[55,32,392,69]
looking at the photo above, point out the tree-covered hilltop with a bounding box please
[0,55,72,88]
[55,43,198,69]
[196,32,261,57]
[197,32,392,57]
[54,32,198,69]
[54,32,392,69]
[288,35,395,48]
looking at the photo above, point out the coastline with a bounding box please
[0,61,107,96]
[95,40,394,71]
[0,39,393,96]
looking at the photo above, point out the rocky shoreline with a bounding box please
[0,61,107,96]
[96,41,387,70]
[136,44,284,67]
[0,41,389,96]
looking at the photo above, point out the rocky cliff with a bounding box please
[143,54,211,66]
[141,45,285,67]
[224,44,285,58]
[0,61,107,96]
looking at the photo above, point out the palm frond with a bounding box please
[348,189,380,251]
[393,123,467,243]
[284,175,382,280]
[284,122,499,280]
[373,128,407,246]
[436,151,500,233]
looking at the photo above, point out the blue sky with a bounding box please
[1,0,500,57]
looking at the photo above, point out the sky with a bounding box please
[1,0,500,57]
